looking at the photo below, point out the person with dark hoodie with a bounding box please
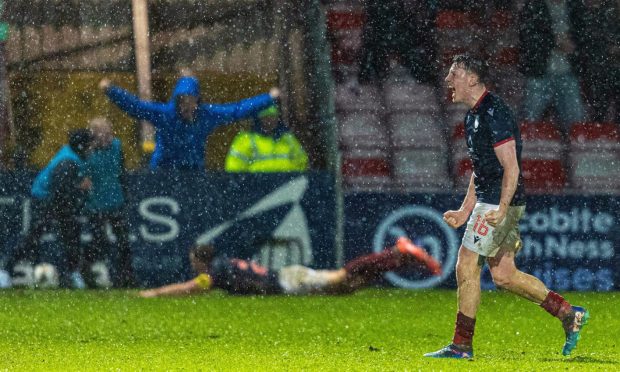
[7,129,93,288]
[225,105,308,172]
[98,71,280,170]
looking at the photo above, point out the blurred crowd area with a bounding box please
[1,0,311,171]
[329,0,619,194]
[0,0,618,194]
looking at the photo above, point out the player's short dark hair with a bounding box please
[68,128,92,155]
[452,53,490,84]
[190,244,216,264]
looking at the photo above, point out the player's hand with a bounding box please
[443,209,468,229]
[484,208,506,227]
[98,78,111,91]
[79,178,92,191]
[139,289,158,298]
[269,87,281,99]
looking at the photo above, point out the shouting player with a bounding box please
[424,54,588,359]
[139,237,441,298]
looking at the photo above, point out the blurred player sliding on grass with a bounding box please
[425,54,589,360]
[139,237,441,298]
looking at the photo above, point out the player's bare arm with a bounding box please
[444,173,477,229]
[485,140,519,226]
[139,276,210,298]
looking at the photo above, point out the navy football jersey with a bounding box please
[463,91,525,205]
[208,256,282,295]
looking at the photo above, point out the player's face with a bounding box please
[445,63,469,103]
[178,95,199,122]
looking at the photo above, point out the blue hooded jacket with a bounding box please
[105,77,275,169]
[31,145,85,200]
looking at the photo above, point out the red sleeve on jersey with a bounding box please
[493,137,514,148]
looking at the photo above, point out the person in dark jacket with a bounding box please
[99,71,280,170]
[8,129,93,288]
[569,0,620,124]
[358,0,438,84]
[84,117,134,288]
[517,0,585,130]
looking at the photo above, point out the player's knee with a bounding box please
[490,269,513,289]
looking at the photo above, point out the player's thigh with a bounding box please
[491,205,525,254]
[487,245,517,277]
[486,206,526,277]
[457,245,480,268]
[455,245,482,283]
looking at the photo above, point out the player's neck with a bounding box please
[466,85,487,109]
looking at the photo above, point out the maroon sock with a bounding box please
[343,249,401,281]
[540,291,573,321]
[452,312,476,349]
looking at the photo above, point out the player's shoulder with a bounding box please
[484,92,515,119]
[485,91,508,108]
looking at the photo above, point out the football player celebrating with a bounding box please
[425,54,588,359]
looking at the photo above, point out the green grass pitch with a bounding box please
[0,289,617,370]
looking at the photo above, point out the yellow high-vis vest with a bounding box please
[225,131,309,172]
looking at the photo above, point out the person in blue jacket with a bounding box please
[98,71,281,170]
[83,117,134,288]
[8,129,93,288]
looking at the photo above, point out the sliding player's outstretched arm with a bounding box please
[139,273,212,298]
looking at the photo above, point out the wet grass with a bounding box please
[0,289,617,370]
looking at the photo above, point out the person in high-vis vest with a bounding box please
[225,106,308,173]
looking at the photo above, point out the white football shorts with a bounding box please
[462,202,525,257]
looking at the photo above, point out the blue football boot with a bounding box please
[424,344,473,359]
[562,306,590,356]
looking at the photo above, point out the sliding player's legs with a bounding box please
[277,238,442,295]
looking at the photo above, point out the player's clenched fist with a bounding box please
[484,208,506,227]
[443,209,469,229]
